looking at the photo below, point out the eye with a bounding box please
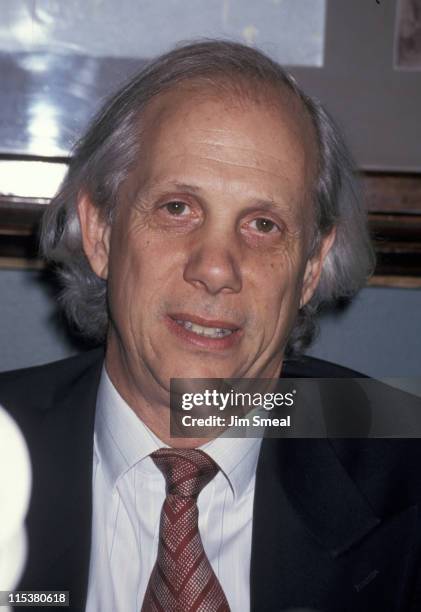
[249,218,280,234]
[164,201,189,215]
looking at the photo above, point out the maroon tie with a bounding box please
[141,448,231,612]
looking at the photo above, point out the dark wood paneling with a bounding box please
[363,173,421,214]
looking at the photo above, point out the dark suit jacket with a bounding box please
[1,349,421,612]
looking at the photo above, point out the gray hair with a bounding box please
[41,39,375,355]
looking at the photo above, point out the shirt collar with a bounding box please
[95,366,262,498]
[95,367,163,488]
[201,435,262,499]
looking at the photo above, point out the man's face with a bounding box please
[80,86,333,403]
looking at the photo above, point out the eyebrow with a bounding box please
[138,179,294,215]
[142,180,203,196]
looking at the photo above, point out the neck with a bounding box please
[105,341,212,449]
[104,333,285,449]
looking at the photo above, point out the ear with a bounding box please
[77,192,111,280]
[300,228,336,309]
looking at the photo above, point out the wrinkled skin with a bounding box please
[78,86,335,445]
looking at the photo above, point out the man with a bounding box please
[1,41,421,612]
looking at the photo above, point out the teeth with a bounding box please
[176,320,234,338]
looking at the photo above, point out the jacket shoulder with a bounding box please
[0,348,104,422]
[282,355,366,378]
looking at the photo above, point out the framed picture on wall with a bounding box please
[395,0,421,70]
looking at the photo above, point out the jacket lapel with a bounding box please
[21,352,103,612]
[250,437,419,611]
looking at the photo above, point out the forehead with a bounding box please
[126,83,318,205]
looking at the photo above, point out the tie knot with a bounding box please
[150,448,219,498]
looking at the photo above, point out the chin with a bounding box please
[166,360,238,381]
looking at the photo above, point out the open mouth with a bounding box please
[174,319,235,338]
[166,313,242,348]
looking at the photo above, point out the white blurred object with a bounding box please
[0,405,31,597]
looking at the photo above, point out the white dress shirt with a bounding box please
[85,368,262,612]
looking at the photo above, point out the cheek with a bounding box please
[253,253,306,326]
[107,230,183,320]
[105,231,145,327]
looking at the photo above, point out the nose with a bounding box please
[183,231,242,295]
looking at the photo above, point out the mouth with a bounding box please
[165,313,242,350]
[175,319,235,338]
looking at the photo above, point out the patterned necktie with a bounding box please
[141,448,231,612]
